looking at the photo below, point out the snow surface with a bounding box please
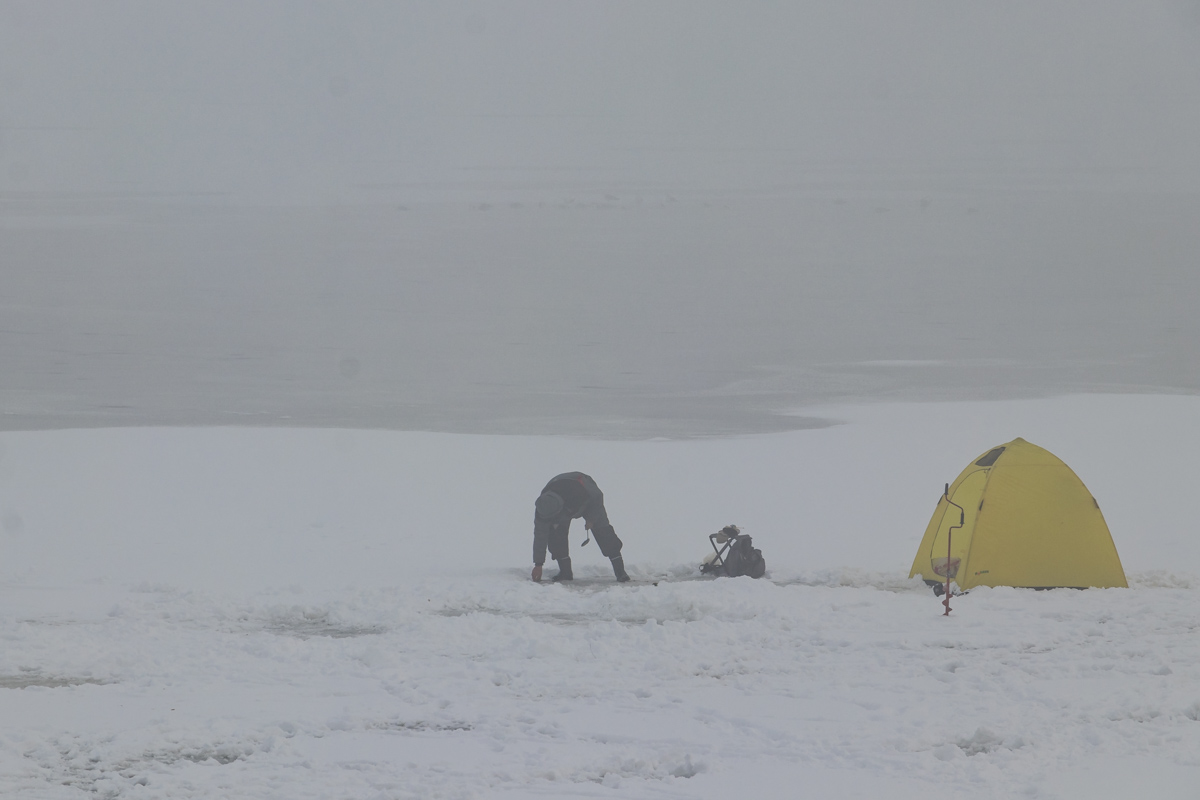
[2,394,1199,798]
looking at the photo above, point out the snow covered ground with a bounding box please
[2,394,1198,798]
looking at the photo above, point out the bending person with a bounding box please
[531,472,629,583]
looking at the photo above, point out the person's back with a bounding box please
[539,472,599,519]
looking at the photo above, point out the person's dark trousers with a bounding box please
[591,523,622,558]
[552,557,573,581]
[592,524,629,581]
[546,519,571,562]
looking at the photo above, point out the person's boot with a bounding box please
[611,556,630,583]
[552,557,573,582]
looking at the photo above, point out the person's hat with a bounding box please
[535,491,565,519]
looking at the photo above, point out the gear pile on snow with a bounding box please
[700,525,766,579]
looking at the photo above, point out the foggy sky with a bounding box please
[6,2,1200,198]
[3,2,1200,436]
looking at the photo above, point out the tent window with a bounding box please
[975,447,1005,467]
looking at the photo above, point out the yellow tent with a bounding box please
[909,438,1127,590]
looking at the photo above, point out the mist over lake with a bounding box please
[3,2,1199,436]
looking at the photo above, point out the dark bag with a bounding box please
[700,525,767,579]
[723,534,767,578]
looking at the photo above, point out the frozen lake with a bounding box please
[3,190,1198,438]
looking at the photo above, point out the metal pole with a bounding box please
[941,483,965,617]
[944,525,953,616]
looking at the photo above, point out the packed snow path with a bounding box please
[2,569,1198,799]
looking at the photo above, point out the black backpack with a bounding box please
[723,534,767,578]
[701,525,767,579]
